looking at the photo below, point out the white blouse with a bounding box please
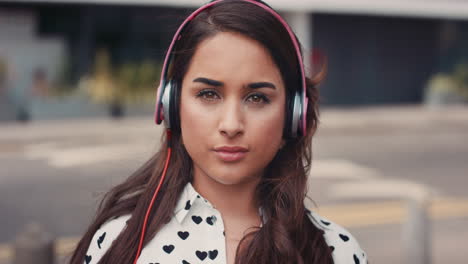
[84,183,368,264]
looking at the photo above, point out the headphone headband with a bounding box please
[154,0,308,137]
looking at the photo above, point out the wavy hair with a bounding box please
[70,1,332,263]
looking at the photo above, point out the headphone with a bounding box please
[134,1,309,263]
[154,0,309,138]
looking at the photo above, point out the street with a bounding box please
[0,105,467,264]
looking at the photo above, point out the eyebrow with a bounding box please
[193,77,276,90]
[248,82,276,90]
[193,77,223,87]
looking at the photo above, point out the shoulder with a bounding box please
[84,214,131,264]
[306,208,368,264]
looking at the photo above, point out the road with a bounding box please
[0,105,467,263]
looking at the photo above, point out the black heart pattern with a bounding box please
[209,249,218,260]
[185,200,191,210]
[163,244,175,254]
[97,232,106,249]
[178,231,190,240]
[353,254,360,264]
[192,215,202,224]
[339,233,350,242]
[85,255,92,264]
[196,250,208,261]
[206,216,215,225]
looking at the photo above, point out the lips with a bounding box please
[213,146,248,162]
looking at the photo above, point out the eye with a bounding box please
[196,89,220,101]
[247,93,270,104]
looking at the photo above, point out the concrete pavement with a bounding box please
[1,104,467,264]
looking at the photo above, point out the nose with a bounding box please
[218,98,244,138]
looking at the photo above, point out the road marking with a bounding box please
[23,142,155,168]
[328,179,438,200]
[317,197,468,228]
[0,248,9,262]
[1,197,467,262]
[310,159,381,179]
[0,236,78,262]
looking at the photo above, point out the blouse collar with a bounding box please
[173,182,266,225]
[174,182,215,224]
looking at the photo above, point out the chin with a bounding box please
[207,168,261,186]
[211,177,246,186]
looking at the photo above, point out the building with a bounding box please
[0,0,467,121]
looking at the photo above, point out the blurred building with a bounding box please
[0,0,468,121]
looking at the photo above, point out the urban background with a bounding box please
[0,0,467,263]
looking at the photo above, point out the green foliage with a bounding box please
[426,62,468,100]
[81,49,161,105]
[452,63,468,98]
[0,57,7,84]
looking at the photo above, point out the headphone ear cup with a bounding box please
[168,80,181,131]
[155,84,165,125]
[290,91,302,138]
[160,79,180,130]
[161,81,173,128]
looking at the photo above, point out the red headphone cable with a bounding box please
[133,129,172,264]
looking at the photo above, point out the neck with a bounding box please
[192,170,261,220]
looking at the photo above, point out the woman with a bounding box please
[70,0,368,263]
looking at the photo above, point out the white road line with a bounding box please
[328,179,439,200]
[317,197,468,228]
[21,142,59,159]
[23,141,156,168]
[310,159,381,179]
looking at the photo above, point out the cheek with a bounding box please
[247,105,285,167]
[179,98,210,151]
[257,106,285,130]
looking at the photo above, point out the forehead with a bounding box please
[183,32,284,87]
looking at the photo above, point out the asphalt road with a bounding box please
[1,105,467,264]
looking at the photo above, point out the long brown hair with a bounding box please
[70,1,332,263]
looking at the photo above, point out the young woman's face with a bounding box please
[180,32,286,186]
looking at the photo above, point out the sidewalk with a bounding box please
[1,105,467,144]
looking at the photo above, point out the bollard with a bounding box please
[13,222,55,264]
[402,194,432,264]
[328,179,435,264]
